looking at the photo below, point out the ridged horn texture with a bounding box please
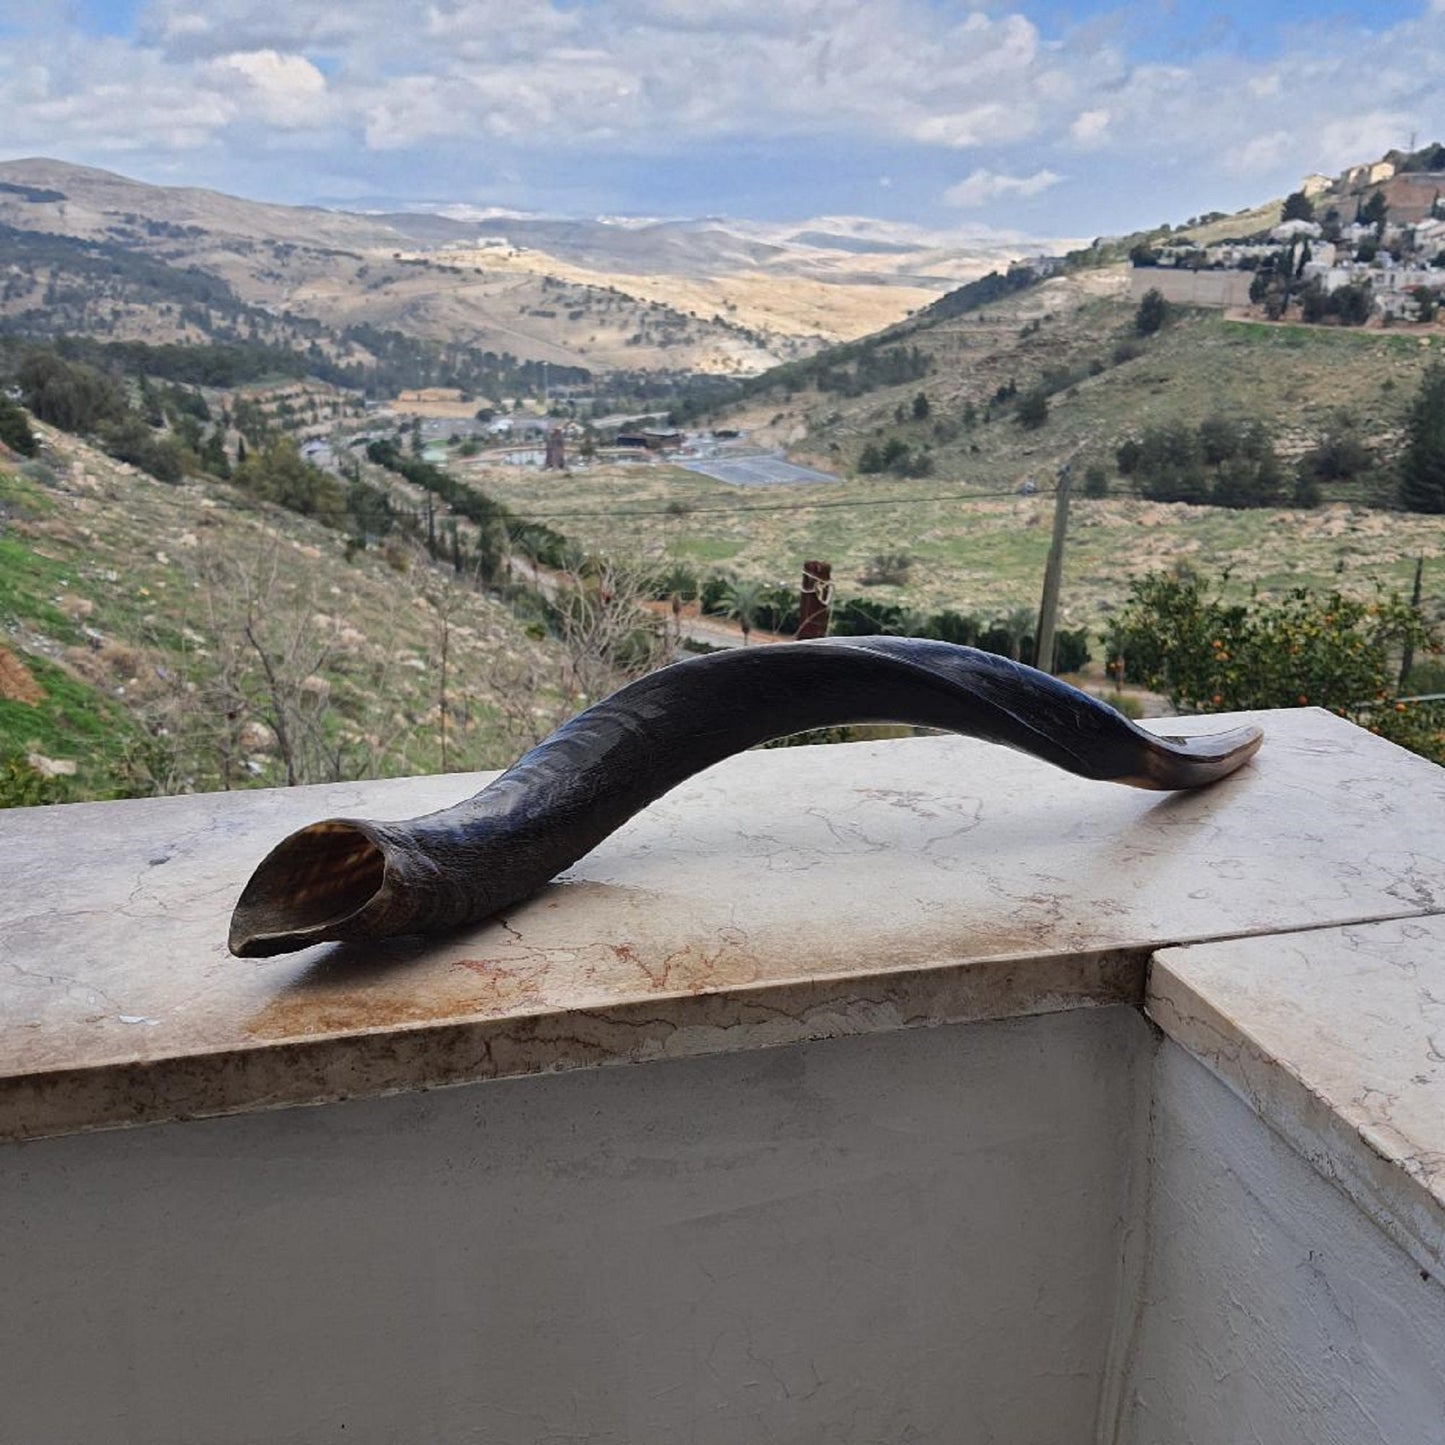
[228,637,1263,957]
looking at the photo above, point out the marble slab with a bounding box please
[1149,918,1445,1277]
[3,707,1444,1141]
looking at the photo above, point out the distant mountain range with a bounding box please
[0,158,1065,376]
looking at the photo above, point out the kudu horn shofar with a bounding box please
[228,637,1263,957]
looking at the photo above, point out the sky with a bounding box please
[2,0,1444,241]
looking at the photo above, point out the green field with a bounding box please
[470,462,1443,644]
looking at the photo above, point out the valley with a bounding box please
[3,151,1445,801]
[0,158,1032,377]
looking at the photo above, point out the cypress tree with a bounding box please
[1399,363,1445,513]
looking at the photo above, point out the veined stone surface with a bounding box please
[2,707,1443,1140]
[1150,917,1445,1278]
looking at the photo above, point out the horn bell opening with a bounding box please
[228,820,387,957]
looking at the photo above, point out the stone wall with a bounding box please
[1129,266,1254,307]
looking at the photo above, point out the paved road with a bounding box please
[676,452,838,487]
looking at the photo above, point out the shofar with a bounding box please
[229,637,1263,957]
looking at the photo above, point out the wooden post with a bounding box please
[1034,462,1074,675]
[1399,555,1424,691]
[796,561,833,639]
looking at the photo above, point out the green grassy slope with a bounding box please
[0,427,570,803]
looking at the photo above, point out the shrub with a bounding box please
[920,610,982,646]
[98,417,186,484]
[1135,288,1170,336]
[1016,389,1049,430]
[0,395,38,457]
[1113,572,1440,765]
[858,552,914,587]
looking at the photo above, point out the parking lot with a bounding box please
[676,452,838,487]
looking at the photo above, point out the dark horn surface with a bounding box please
[228,637,1263,957]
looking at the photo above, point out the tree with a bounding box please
[1112,572,1440,766]
[1281,190,1316,223]
[171,543,357,790]
[1334,280,1373,326]
[1016,388,1049,429]
[0,395,38,457]
[1361,190,1389,235]
[492,554,666,751]
[1399,363,1445,513]
[995,606,1036,663]
[911,391,931,421]
[1123,417,1284,508]
[200,428,231,478]
[1298,413,1373,490]
[16,351,125,433]
[1135,287,1170,336]
[99,415,185,483]
[233,438,346,526]
[721,578,769,645]
[1299,277,1329,323]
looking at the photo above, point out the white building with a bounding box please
[1269,219,1322,242]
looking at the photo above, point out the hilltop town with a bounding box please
[1129,143,1445,324]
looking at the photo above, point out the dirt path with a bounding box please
[0,644,43,705]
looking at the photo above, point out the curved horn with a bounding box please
[229,637,1262,957]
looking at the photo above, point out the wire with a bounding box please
[507,486,1048,520]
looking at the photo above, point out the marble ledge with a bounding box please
[1148,918,1445,1278]
[3,707,1444,1142]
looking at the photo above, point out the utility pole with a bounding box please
[1034,460,1074,675]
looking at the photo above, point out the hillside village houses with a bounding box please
[1130,151,1445,321]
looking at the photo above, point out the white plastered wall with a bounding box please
[1108,1039,1445,1445]
[6,1006,1444,1445]
[1,1007,1149,1445]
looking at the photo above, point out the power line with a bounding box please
[506,486,1047,521]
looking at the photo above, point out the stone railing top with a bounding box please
[1150,918,1445,1278]
[2,708,1443,1144]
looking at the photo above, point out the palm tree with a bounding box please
[999,606,1035,663]
[722,578,769,645]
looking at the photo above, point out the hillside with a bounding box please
[745,266,1441,482]
[0,158,1044,377]
[471,263,1445,640]
[0,422,584,803]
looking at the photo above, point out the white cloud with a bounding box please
[944,168,1062,208]
[1315,112,1418,172]
[1070,108,1110,147]
[1,1,1444,225]
[208,50,333,128]
[1226,130,1294,177]
[914,104,1037,150]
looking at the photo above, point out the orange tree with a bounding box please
[1110,573,1443,766]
